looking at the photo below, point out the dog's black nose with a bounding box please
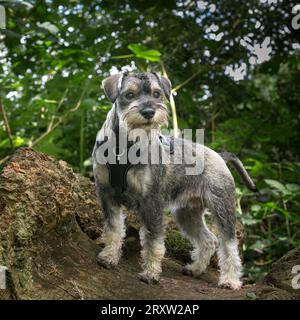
[140,108,155,119]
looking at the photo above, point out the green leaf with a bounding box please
[81,98,97,109]
[246,292,257,300]
[0,136,26,148]
[14,136,26,147]
[243,217,261,226]
[249,240,269,251]
[264,202,292,220]
[264,179,288,194]
[37,22,59,35]
[251,205,261,212]
[0,138,9,148]
[128,43,161,61]
[286,183,300,193]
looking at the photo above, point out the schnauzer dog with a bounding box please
[92,71,257,290]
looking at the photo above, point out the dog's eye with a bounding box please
[153,91,161,98]
[125,92,135,100]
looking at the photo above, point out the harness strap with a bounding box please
[96,135,174,194]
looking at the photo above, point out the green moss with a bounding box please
[165,229,191,262]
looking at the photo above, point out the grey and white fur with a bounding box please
[92,71,257,290]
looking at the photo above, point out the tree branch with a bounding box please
[171,69,202,94]
[30,89,86,148]
[160,61,179,138]
[47,88,69,133]
[0,155,9,166]
[0,97,14,151]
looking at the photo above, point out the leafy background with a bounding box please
[0,0,299,282]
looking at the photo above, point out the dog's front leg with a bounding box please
[97,196,126,269]
[138,209,165,284]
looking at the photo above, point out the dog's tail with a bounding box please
[219,151,258,192]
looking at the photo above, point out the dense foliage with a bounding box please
[0,0,299,281]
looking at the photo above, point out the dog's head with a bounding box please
[102,71,171,130]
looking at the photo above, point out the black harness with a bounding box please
[96,135,174,195]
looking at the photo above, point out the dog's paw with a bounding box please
[182,264,205,278]
[182,265,193,277]
[97,256,116,269]
[218,279,242,290]
[97,252,119,269]
[138,272,159,285]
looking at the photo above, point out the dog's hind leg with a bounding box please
[173,206,218,277]
[206,184,243,290]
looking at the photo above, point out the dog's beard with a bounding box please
[149,107,169,129]
[122,104,169,131]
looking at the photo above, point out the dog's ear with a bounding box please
[102,73,123,103]
[151,72,172,101]
[160,76,172,101]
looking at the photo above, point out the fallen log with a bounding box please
[2,147,295,300]
[255,247,300,300]
[0,147,104,299]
